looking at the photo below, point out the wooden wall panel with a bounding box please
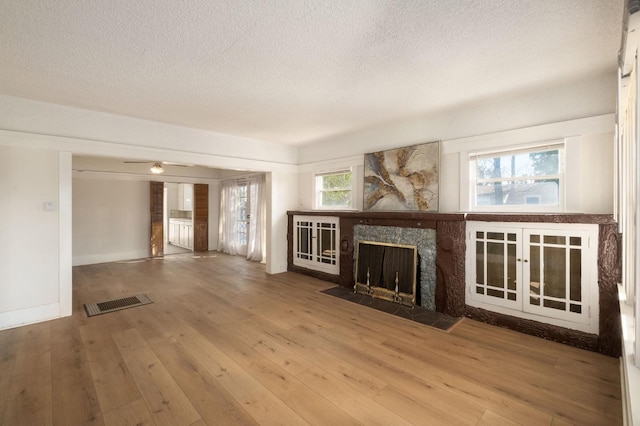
[150,181,163,257]
[193,184,208,252]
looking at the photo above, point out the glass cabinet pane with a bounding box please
[543,246,566,299]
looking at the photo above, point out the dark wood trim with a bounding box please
[150,181,164,257]
[466,213,615,224]
[193,184,209,252]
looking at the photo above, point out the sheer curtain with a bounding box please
[246,174,266,263]
[219,174,266,262]
[218,179,239,256]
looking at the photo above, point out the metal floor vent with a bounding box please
[84,293,153,317]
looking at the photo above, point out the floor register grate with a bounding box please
[84,293,153,317]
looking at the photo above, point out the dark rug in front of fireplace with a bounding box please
[320,286,460,331]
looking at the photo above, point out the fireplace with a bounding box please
[353,224,437,310]
[354,241,418,306]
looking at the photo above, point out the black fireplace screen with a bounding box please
[354,240,418,307]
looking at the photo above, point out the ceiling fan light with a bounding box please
[150,163,164,174]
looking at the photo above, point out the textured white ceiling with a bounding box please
[0,0,624,145]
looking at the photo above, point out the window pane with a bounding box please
[530,245,540,294]
[477,149,559,179]
[475,180,559,206]
[473,146,562,210]
[543,247,566,299]
[544,300,566,311]
[317,171,352,208]
[544,235,565,245]
[321,190,351,206]
[487,242,505,289]
[570,248,581,302]
[507,243,517,290]
[476,241,485,285]
[487,288,504,298]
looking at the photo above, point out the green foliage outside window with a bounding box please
[318,171,352,207]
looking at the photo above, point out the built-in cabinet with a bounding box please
[465,221,599,333]
[287,211,619,357]
[168,218,193,249]
[178,183,193,211]
[292,215,339,274]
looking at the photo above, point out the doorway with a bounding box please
[219,175,266,262]
[150,182,208,257]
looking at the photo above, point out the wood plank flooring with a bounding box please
[0,253,622,425]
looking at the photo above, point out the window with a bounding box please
[315,170,352,209]
[470,143,564,211]
[466,221,598,333]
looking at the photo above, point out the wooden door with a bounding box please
[150,181,164,257]
[193,183,208,252]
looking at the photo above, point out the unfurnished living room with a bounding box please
[0,1,639,425]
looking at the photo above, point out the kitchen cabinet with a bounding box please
[168,218,193,249]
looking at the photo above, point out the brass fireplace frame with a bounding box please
[354,240,418,307]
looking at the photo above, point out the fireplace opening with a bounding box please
[354,240,418,307]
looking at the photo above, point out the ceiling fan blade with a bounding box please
[162,161,192,167]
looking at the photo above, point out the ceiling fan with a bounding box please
[123,160,190,174]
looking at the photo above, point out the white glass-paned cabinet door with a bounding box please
[293,215,340,274]
[523,228,594,326]
[466,222,598,333]
[469,226,522,310]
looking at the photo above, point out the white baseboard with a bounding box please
[73,250,150,266]
[0,302,66,330]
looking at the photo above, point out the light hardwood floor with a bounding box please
[0,253,622,425]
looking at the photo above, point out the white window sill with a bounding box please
[618,284,640,426]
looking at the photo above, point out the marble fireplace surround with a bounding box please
[287,211,621,357]
[353,224,436,310]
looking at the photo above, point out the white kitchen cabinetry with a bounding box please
[168,218,193,250]
[292,215,339,274]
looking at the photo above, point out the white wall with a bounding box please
[0,95,298,167]
[72,171,223,264]
[166,183,180,211]
[73,178,150,265]
[298,73,616,164]
[0,145,71,329]
[266,171,299,274]
[298,115,615,214]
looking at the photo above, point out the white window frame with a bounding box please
[469,142,565,213]
[466,221,599,334]
[314,169,354,210]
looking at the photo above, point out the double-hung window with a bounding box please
[470,143,564,211]
[315,169,353,209]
